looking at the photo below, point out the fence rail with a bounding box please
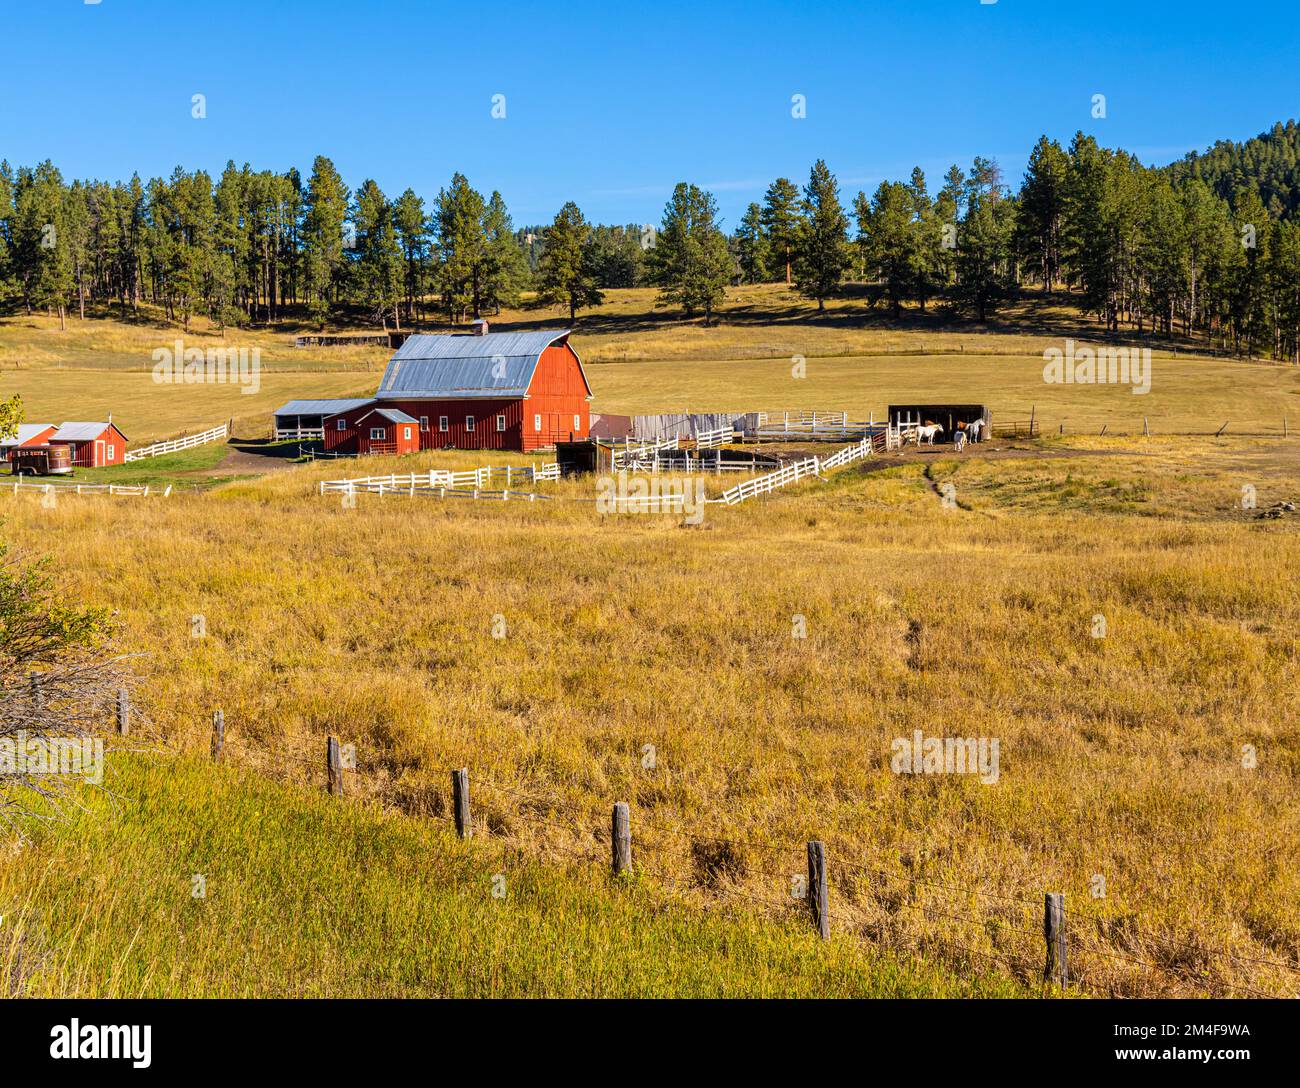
[692,424,733,449]
[125,423,228,462]
[5,480,172,497]
[716,438,872,506]
[319,463,560,496]
[275,426,325,441]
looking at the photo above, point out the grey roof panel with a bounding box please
[0,423,57,447]
[272,398,375,416]
[52,422,118,443]
[360,408,418,424]
[377,330,570,399]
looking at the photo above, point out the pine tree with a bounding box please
[761,178,801,284]
[536,201,603,321]
[645,183,733,325]
[735,202,770,284]
[434,173,488,322]
[302,156,349,326]
[482,191,530,314]
[352,179,403,330]
[392,188,428,323]
[794,160,850,312]
[857,181,913,316]
[1016,136,1069,291]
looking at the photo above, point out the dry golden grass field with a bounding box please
[0,288,1297,998]
[5,285,1297,443]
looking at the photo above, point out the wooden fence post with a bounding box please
[326,735,343,797]
[1216,421,1229,436]
[115,688,130,736]
[1043,892,1067,988]
[807,841,829,939]
[210,709,224,762]
[1143,416,1150,436]
[451,768,471,839]
[611,802,631,876]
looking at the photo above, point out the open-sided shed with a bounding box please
[888,404,991,436]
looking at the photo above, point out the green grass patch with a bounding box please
[0,755,1025,998]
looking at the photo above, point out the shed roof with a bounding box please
[0,423,57,448]
[376,329,573,400]
[358,408,418,425]
[272,398,375,417]
[52,422,126,443]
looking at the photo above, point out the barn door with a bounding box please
[95,440,105,466]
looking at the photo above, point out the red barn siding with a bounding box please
[521,343,591,451]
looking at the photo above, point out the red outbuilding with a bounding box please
[49,422,128,468]
[0,423,58,462]
[273,322,592,455]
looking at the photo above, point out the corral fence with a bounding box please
[136,692,1293,1000]
[276,426,325,441]
[124,423,229,462]
[319,463,560,498]
[5,480,172,498]
[716,438,873,506]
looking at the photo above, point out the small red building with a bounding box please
[273,323,592,455]
[0,423,58,462]
[50,422,128,468]
[353,408,420,456]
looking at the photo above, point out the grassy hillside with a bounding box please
[5,286,1295,444]
[1,433,1295,997]
[1,755,1018,997]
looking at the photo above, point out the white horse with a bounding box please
[917,424,945,446]
[953,430,968,453]
[967,419,985,443]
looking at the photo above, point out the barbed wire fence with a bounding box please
[124,697,1300,1001]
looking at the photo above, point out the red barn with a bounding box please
[274,323,592,455]
[50,422,128,468]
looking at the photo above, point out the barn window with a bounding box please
[336,419,346,431]
[403,427,412,440]
[496,415,506,432]
[439,416,448,432]
[573,414,580,432]
[419,416,429,431]
[466,415,475,432]
[370,427,385,440]
[534,414,542,432]
[106,446,115,461]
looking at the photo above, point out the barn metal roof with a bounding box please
[52,422,124,442]
[272,398,375,417]
[0,423,56,447]
[359,408,418,424]
[376,330,572,400]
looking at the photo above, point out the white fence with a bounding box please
[275,426,325,442]
[612,435,680,469]
[319,463,559,496]
[693,424,733,449]
[715,438,873,507]
[125,424,228,462]
[6,480,172,498]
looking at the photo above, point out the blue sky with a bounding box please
[2,0,1297,228]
